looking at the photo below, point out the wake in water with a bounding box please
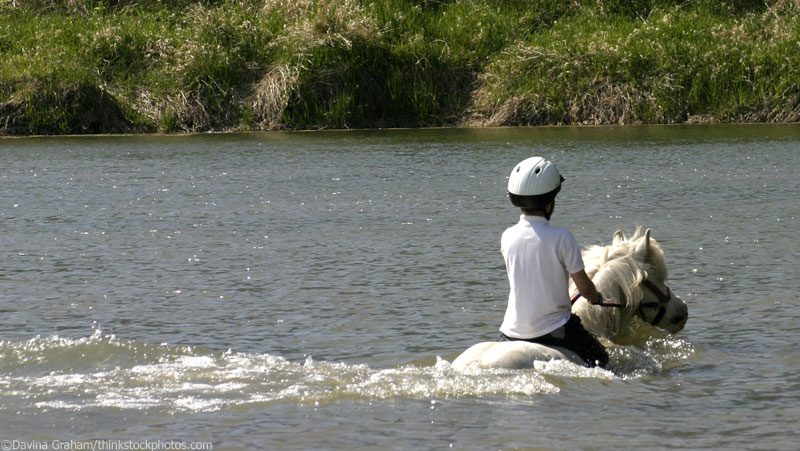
[0,330,693,413]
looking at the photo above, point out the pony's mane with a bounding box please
[572,227,669,338]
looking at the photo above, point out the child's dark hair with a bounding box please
[508,184,561,211]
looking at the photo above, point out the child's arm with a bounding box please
[571,270,603,305]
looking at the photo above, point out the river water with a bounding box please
[1,125,798,449]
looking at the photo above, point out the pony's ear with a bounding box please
[634,228,651,260]
[613,229,626,245]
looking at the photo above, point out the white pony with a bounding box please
[452,228,688,370]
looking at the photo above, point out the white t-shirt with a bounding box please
[499,215,585,339]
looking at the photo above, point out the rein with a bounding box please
[570,294,625,308]
[571,279,671,326]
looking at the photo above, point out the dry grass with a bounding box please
[266,0,379,50]
[474,82,658,127]
[250,64,300,129]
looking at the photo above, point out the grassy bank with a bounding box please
[1,0,799,135]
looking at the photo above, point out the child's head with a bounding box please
[507,157,564,219]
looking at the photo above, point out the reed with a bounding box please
[1,0,798,134]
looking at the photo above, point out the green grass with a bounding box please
[1,0,799,134]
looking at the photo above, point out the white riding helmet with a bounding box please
[507,157,564,197]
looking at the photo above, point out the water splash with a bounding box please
[609,335,696,378]
[0,331,691,413]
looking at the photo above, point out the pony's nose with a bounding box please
[667,304,688,333]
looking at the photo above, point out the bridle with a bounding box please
[638,279,672,326]
[571,278,672,326]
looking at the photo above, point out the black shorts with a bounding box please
[499,314,609,368]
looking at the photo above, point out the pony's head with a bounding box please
[572,228,688,341]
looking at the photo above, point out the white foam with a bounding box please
[2,331,693,412]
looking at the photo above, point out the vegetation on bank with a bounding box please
[1,0,799,135]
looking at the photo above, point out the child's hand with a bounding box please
[588,292,604,305]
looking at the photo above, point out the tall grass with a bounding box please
[474,0,800,125]
[1,0,798,134]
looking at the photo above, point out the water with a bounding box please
[1,125,798,449]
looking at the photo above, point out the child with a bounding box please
[499,156,609,368]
